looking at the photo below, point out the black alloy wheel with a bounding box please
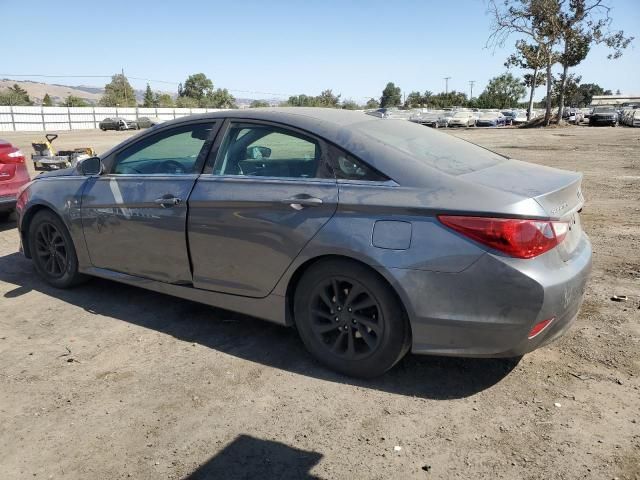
[294,259,410,378]
[308,276,383,360]
[28,210,86,288]
[34,221,69,278]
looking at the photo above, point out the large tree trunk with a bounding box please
[556,62,569,124]
[527,66,539,121]
[544,61,553,126]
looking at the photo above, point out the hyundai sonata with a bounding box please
[16,108,591,377]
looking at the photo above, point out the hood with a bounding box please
[36,166,79,179]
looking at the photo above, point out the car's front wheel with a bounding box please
[28,210,86,288]
[294,259,410,378]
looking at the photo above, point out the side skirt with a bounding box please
[82,267,288,325]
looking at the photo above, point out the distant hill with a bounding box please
[1,79,277,107]
[0,79,104,105]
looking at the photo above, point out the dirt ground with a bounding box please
[0,125,638,480]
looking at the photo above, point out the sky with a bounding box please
[2,0,639,102]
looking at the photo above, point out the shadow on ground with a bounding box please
[0,215,17,233]
[0,251,520,400]
[184,435,322,480]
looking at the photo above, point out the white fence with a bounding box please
[0,106,228,132]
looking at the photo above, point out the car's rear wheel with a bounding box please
[294,259,410,378]
[28,210,86,288]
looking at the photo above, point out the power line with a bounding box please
[1,73,378,100]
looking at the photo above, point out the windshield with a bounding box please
[593,107,615,113]
[452,112,468,118]
[352,119,506,175]
[479,113,496,119]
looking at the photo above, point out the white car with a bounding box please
[447,111,476,127]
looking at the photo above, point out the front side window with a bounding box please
[214,124,320,179]
[112,123,214,174]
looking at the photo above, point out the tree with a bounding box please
[488,0,563,124]
[285,90,342,108]
[143,84,154,107]
[179,73,214,105]
[477,73,526,108]
[205,88,237,108]
[554,0,632,123]
[425,91,468,108]
[404,91,424,108]
[62,95,89,107]
[505,40,547,120]
[380,82,402,108]
[316,89,341,108]
[250,100,270,108]
[570,83,607,106]
[100,73,137,107]
[42,93,53,106]
[341,99,360,110]
[365,98,380,109]
[175,96,199,108]
[0,84,33,106]
[154,93,174,107]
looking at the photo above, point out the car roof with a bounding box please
[135,108,504,186]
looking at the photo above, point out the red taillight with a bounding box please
[0,147,26,164]
[528,317,555,339]
[438,215,568,259]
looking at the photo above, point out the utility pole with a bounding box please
[443,77,451,95]
[469,80,475,100]
[122,67,127,106]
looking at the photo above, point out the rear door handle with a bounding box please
[281,195,323,210]
[154,195,182,207]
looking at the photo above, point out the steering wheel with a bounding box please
[162,160,187,174]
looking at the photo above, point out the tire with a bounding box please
[294,259,410,378]
[28,210,86,288]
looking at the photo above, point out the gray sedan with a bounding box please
[16,108,591,377]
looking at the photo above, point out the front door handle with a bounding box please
[154,195,182,207]
[281,195,323,210]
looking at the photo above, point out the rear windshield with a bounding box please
[352,119,506,175]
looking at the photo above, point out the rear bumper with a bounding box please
[386,233,592,357]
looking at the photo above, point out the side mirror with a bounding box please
[245,146,272,160]
[78,156,103,176]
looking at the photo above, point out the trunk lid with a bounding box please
[460,159,585,260]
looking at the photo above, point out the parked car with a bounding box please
[16,108,592,378]
[99,117,139,131]
[476,112,506,127]
[501,110,516,125]
[409,111,448,128]
[0,139,30,220]
[512,110,529,124]
[365,108,412,120]
[135,116,164,129]
[564,108,584,124]
[447,111,476,127]
[589,106,618,126]
[629,109,640,127]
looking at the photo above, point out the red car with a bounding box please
[0,139,31,220]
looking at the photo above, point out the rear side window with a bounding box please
[329,145,388,181]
